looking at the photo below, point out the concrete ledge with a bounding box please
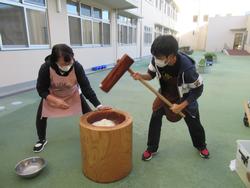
[0,80,36,98]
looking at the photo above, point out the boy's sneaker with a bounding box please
[142,150,157,161]
[199,148,210,159]
[33,140,47,153]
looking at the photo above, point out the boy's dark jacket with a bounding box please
[150,52,203,116]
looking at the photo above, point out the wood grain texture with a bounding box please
[100,54,134,92]
[79,109,133,183]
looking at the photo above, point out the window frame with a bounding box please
[102,22,110,45]
[0,0,49,51]
[67,1,111,48]
[82,16,94,46]
[144,26,153,46]
[145,0,153,5]
[92,20,102,46]
[23,0,46,8]
[154,25,162,39]
[117,15,137,46]
[68,15,82,47]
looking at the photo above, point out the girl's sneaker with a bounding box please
[33,140,47,153]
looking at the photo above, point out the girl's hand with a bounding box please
[97,105,112,111]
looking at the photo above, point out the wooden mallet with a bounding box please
[100,54,185,118]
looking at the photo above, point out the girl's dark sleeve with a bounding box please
[75,62,101,107]
[36,63,50,99]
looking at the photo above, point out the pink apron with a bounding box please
[41,67,82,118]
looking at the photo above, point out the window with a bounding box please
[164,1,168,14]
[67,0,79,15]
[117,15,137,45]
[117,25,121,43]
[170,6,173,18]
[24,0,45,6]
[26,9,48,45]
[155,0,158,8]
[0,4,27,47]
[103,23,110,44]
[163,28,169,35]
[193,15,198,22]
[132,28,137,44]
[154,25,162,39]
[0,1,49,49]
[128,27,133,44]
[174,11,177,21]
[68,16,81,45]
[81,4,91,16]
[93,8,101,19]
[82,20,92,44]
[121,25,127,44]
[146,0,153,4]
[203,15,208,22]
[160,0,164,11]
[67,1,110,46]
[144,26,152,45]
[93,22,102,44]
[102,10,109,20]
[172,7,177,20]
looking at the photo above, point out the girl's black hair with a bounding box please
[151,35,178,57]
[50,44,74,63]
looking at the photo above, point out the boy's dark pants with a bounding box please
[147,107,206,152]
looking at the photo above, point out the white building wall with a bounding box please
[1,50,50,87]
[47,0,70,45]
[196,24,208,50]
[73,47,114,69]
[0,0,178,90]
[206,16,247,52]
[65,0,117,68]
[0,0,116,88]
[140,0,178,57]
[141,0,155,56]
[178,30,197,50]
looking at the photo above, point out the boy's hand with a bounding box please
[131,72,142,80]
[170,104,183,114]
[170,101,188,114]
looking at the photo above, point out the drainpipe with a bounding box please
[0,34,3,50]
[113,9,118,62]
[139,0,143,58]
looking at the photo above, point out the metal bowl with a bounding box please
[15,156,47,178]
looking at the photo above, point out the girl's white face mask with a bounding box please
[154,57,168,67]
[58,64,72,72]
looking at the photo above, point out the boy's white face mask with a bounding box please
[154,57,169,67]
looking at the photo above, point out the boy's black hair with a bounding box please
[151,35,178,58]
[50,44,74,63]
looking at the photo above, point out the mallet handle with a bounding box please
[128,68,185,118]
